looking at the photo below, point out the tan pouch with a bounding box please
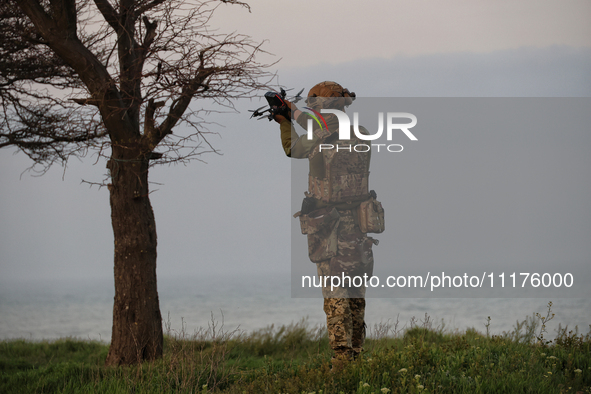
[298,207,340,263]
[358,198,385,233]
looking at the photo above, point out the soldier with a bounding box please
[273,81,382,368]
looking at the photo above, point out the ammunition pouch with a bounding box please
[357,192,385,234]
[300,194,317,216]
[297,206,340,263]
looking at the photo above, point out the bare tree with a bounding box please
[1,0,271,365]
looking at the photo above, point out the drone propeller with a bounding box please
[249,105,266,113]
[248,105,268,119]
[292,88,305,103]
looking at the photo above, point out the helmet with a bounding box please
[306,81,356,110]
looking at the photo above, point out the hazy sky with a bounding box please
[211,0,591,66]
[1,0,590,291]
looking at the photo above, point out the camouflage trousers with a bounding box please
[316,209,374,359]
[321,293,366,358]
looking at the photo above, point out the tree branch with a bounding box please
[140,16,157,61]
[70,98,101,106]
[219,0,251,13]
[135,0,166,17]
[17,0,136,143]
[49,0,77,37]
[93,0,121,33]
[149,64,216,145]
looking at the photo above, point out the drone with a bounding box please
[249,87,304,121]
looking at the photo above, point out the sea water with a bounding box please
[1,272,589,342]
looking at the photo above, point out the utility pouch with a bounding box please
[298,207,340,263]
[358,194,385,234]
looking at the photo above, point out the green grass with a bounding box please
[1,304,590,393]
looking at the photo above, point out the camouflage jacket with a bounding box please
[280,113,371,208]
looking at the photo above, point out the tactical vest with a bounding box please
[307,127,371,204]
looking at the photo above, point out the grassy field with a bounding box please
[1,303,590,393]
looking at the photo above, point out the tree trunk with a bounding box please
[105,146,163,366]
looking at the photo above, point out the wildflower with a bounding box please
[398,368,408,373]
[574,369,582,374]
[541,353,546,357]
[415,374,421,379]
[363,383,370,388]
[417,385,424,390]
[547,371,552,375]
[547,356,557,360]
[381,389,391,394]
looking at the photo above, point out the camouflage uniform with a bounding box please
[280,82,376,361]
